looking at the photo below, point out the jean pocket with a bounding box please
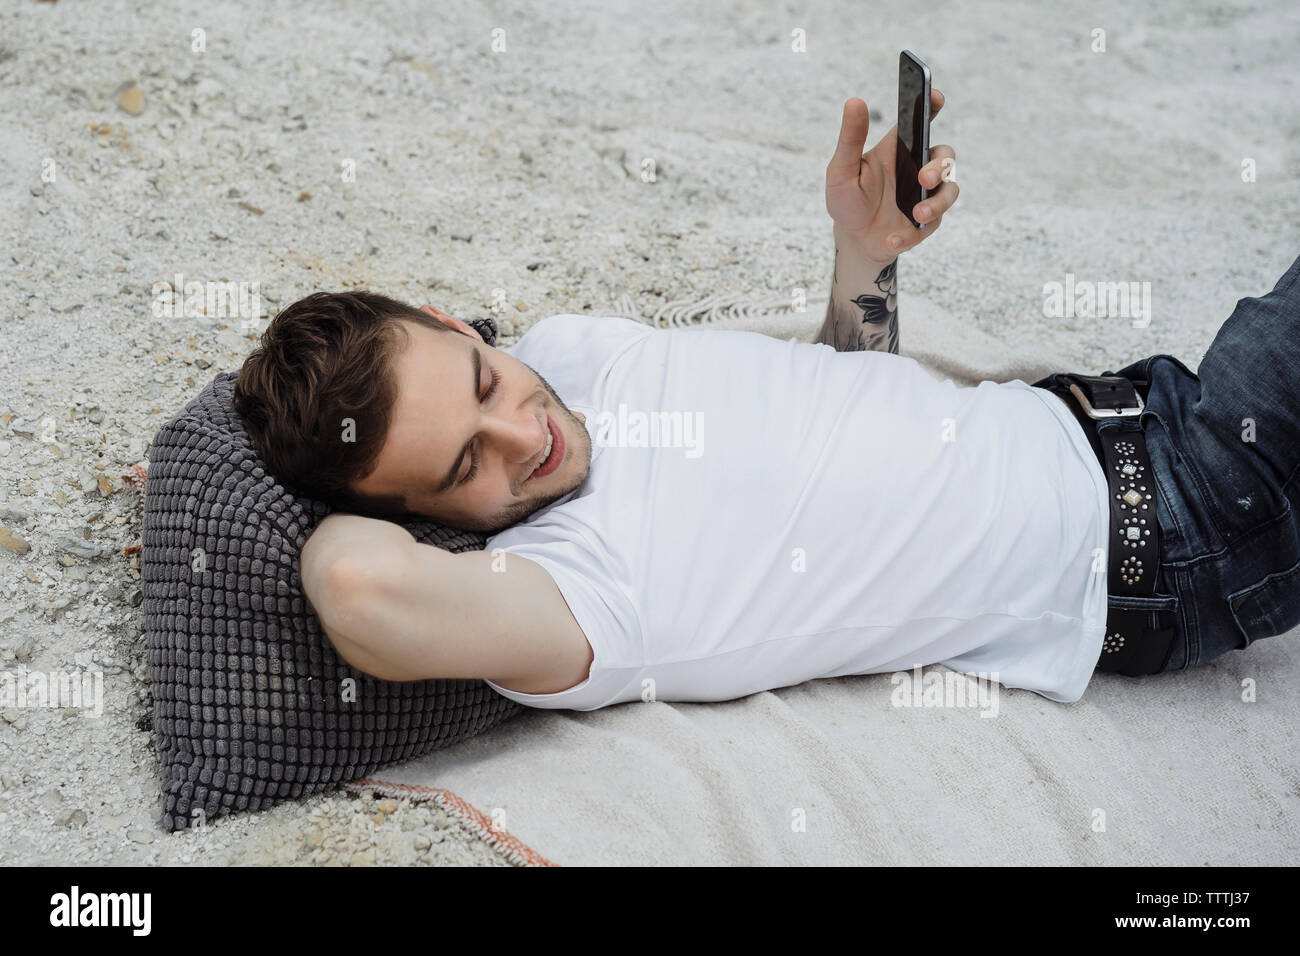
[1227,556,1300,646]
[1107,591,1178,612]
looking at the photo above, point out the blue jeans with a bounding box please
[1086,253,1300,673]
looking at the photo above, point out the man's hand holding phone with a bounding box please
[824,88,958,265]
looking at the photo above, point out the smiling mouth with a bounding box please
[525,413,565,483]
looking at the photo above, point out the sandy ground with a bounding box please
[1,0,1297,865]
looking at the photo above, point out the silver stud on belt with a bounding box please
[1116,483,1149,511]
[1114,455,1145,480]
[1119,555,1144,584]
[1121,515,1150,547]
[1103,632,1127,653]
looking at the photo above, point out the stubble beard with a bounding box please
[468,361,591,535]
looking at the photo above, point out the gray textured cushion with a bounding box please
[141,316,522,832]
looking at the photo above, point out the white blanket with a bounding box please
[350,299,1300,865]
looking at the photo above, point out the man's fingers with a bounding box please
[919,143,956,190]
[827,97,870,184]
[915,146,959,224]
[930,88,945,120]
[914,179,958,224]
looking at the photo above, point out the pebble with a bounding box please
[118,84,144,115]
[57,534,109,559]
[127,829,154,844]
[2,636,34,662]
[0,526,30,553]
[55,808,88,828]
[0,441,9,456]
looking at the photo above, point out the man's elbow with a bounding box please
[316,557,423,683]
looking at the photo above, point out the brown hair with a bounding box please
[232,290,455,516]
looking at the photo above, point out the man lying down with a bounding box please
[232,89,1300,709]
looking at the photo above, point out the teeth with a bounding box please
[532,431,553,476]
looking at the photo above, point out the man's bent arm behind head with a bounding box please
[300,512,592,692]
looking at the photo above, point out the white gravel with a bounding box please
[1,0,1297,864]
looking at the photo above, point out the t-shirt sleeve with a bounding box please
[505,313,653,409]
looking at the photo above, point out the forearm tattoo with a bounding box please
[817,252,899,354]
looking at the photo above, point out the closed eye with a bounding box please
[461,365,502,484]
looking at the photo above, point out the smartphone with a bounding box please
[895,50,932,230]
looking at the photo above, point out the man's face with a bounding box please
[350,314,592,533]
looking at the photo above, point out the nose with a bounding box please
[483,402,548,476]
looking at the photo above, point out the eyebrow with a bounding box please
[433,347,481,495]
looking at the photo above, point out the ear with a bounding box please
[419,305,484,343]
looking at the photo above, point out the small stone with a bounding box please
[127,828,154,844]
[306,828,324,847]
[1,776,19,790]
[514,300,528,312]
[0,441,10,456]
[118,84,144,115]
[349,849,376,866]
[57,555,75,566]
[376,799,397,815]
[56,534,107,559]
[55,808,88,828]
[97,475,114,497]
[2,708,19,725]
[413,833,432,850]
[0,526,30,553]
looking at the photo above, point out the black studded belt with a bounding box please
[1033,372,1178,676]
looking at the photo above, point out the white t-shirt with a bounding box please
[484,314,1110,710]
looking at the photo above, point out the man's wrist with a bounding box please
[832,222,896,272]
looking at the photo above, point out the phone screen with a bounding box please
[895,51,931,230]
